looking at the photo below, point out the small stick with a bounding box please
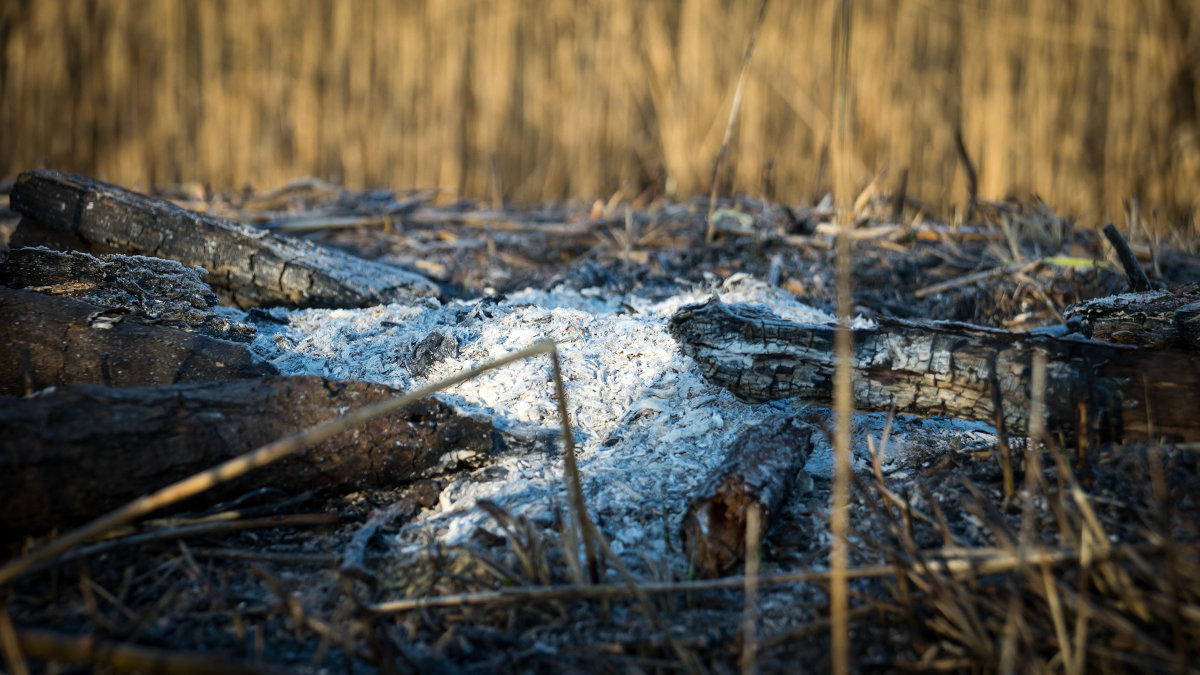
[1102,223,1153,292]
[912,261,1024,299]
[705,0,770,244]
[49,514,338,571]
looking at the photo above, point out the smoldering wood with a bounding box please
[0,375,498,536]
[1,246,256,342]
[681,416,816,577]
[8,169,438,309]
[0,287,277,396]
[669,299,1200,443]
[1063,282,1200,349]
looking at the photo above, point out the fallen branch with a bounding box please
[9,170,437,309]
[669,299,1200,442]
[0,341,554,588]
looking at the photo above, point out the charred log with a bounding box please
[669,299,1200,443]
[8,170,437,309]
[1064,282,1200,349]
[1,246,256,342]
[681,415,816,576]
[0,376,498,535]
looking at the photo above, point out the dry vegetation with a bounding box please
[2,1,1199,227]
[2,2,1200,673]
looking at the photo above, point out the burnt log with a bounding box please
[1063,282,1200,349]
[0,286,276,395]
[8,169,437,309]
[0,376,498,536]
[681,415,816,576]
[669,299,1200,443]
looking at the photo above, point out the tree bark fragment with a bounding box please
[669,299,1200,443]
[0,376,499,536]
[9,169,437,309]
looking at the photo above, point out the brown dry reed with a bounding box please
[2,0,1198,228]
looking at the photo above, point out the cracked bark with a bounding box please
[669,299,1200,443]
[0,376,499,535]
[8,169,437,309]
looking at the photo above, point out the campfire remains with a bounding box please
[1,169,1197,672]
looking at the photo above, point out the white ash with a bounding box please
[242,275,995,552]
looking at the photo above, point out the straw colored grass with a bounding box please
[2,1,1198,227]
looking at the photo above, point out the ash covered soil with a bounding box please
[5,185,1200,673]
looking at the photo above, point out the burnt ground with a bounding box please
[1,181,1199,673]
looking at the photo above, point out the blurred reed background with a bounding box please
[2,0,1197,227]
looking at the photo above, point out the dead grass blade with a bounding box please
[830,1,855,672]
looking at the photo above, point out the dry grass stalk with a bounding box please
[740,504,762,674]
[0,608,28,675]
[5,1,1198,225]
[705,0,769,244]
[830,0,855,672]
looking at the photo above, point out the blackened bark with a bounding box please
[670,299,1200,443]
[681,415,816,576]
[1,247,256,342]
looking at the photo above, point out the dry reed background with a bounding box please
[2,0,1198,227]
